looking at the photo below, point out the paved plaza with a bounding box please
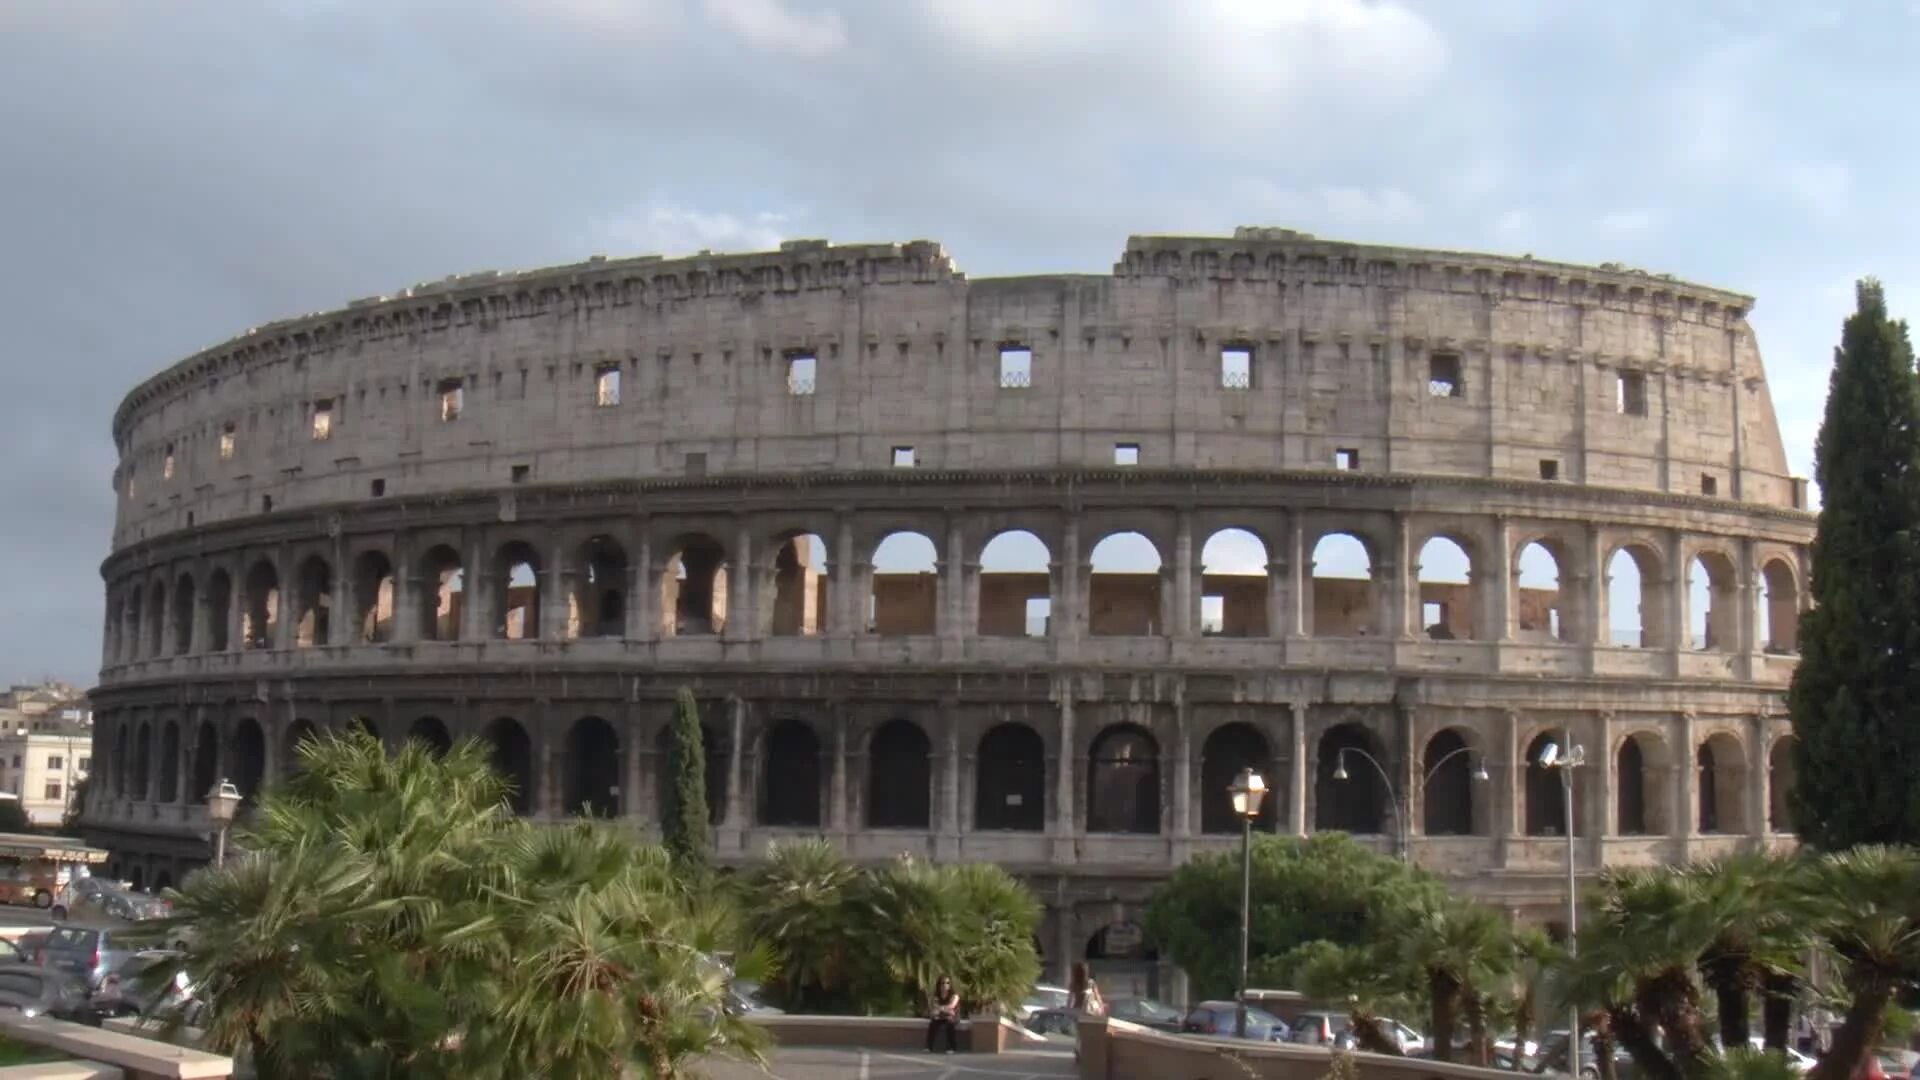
[699,1046,1077,1079]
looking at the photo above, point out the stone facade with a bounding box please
[87,228,1813,993]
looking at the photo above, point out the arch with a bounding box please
[352,551,395,643]
[205,570,232,651]
[408,716,452,758]
[128,867,144,892]
[1606,546,1663,648]
[112,723,128,797]
[1768,736,1796,832]
[978,530,1051,638]
[124,588,143,660]
[482,717,533,815]
[190,720,218,801]
[1416,536,1475,640]
[1088,532,1163,637]
[571,535,628,639]
[1199,722,1275,833]
[347,715,380,746]
[146,580,166,657]
[1524,731,1578,836]
[974,722,1044,831]
[1317,722,1388,834]
[153,871,173,892]
[662,534,728,637]
[1421,728,1481,836]
[1697,731,1749,834]
[653,716,728,826]
[419,546,465,641]
[156,720,180,803]
[130,722,152,801]
[283,719,318,777]
[170,574,195,656]
[760,718,821,827]
[243,560,280,649]
[564,716,621,818]
[869,532,938,635]
[1310,533,1375,637]
[493,541,541,640]
[1759,559,1799,654]
[1087,724,1160,834]
[228,718,265,801]
[1516,542,1569,642]
[1690,551,1738,652]
[768,533,829,636]
[1200,529,1269,638]
[1616,735,1646,835]
[294,556,332,647]
[866,718,931,829]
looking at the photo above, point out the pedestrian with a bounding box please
[1070,962,1105,1017]
[925,974,960,1054]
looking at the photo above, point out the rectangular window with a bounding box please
[43,781,60,801]
[998,346,1032,388]
[1334,448,1359,470]
[1617,371,1648,416]
[1200,595,1224,634]
[1221,346,1253,389]
[1114,443,1140,466]
[1024,597,1050,638]
[595,364,621,406]
[685,452,708,477]
[1428,352,1463,397]
[787,353,817,396]
[511,464,531,484]
[262,494,273,512]
[77,758,89,773]
[311,400,334,441]
[124,466,135,499]
[7,756,16,769]
[1422,600,1445,628]
[1701,473,1718,496]
[46,757,61,771]
[892,446,916,468]
[1539,459,1560,481]
[437,379,464,421]
[370,478,386,497]
[219,423,236,460]
[163,444,175,480]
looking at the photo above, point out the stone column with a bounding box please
[940,521,965,640]
[329,534,352,647]
[1400,707,1420,844]
[1171,697,1192,843]
[939,704,961,860]
[1489,517,1513,642]
[723,698,747,848]
[1060,518,1083,640]
[628,526,653,642]
[1582,526,1607,649]
[272,547,296,651]
[1676,712,1699,840]
[1174,511,1196,637]
[1280,514,1305,638]
[831,516,856,638]
[1054,686,1077,859]
[626,712,647,828]
[1387,513,1413,640]
[1497,710,1521,866]
[542,538,570,642]
[1289,702,1309,836]
[726,522,753,642]
[224,570,244,652]
[1747,713,1769,842]
[462,532,488,642]
[1736,538,1760,677]
[829,713,849,836]
[191,569,214,656]
[1667,530,1690,655]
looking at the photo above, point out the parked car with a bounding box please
[1181,1000,1290,1042]
[1290,1010,1356,1048]
[0,963,98,1022]
[50,877,169,924]
[37,926,147,991]
[1377,1017,1428,1056]
[1016,984,1070,1021]
[0,865,61,910]
[1104,996,1185,1033]
[89,950,201,1025]
[722,978,782,1017]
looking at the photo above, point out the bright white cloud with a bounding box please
[701,0,847,55]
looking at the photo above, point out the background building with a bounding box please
[0,682,92,828]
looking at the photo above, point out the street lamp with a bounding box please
[1333,745,1489,861]
[1536,734,1587,1078]
[1228,767,1269,1040]
[204,779,242,868]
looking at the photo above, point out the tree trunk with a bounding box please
[1465,989,1491,1066]
[1610,1007,1682,1080]
[1350,1012,1403,1056]
[1592,1022,1619,1080]
[1715,980,1752,1051]
[1762,972,1796,1051]
[1811,976,1894,1080]
[1430,971,1460,1063]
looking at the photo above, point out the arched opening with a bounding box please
[1617,736,1646,835]
[170,575,195,656]
[975,722,1044,831]
[130,722,152,801]
[662,535,728,637]
[1524,731,1575,836]
[1317,723,1388,834]
[869,532,938,635]
[419,546,465,641]
[1606,546,1663,648]
[352,551,395,643]
[146,581,165,658]
[1416,537,1475,640]
[1768,737,1796,832]
[493,541,541,640]
[570,536,628,639]
[1759,559,1799,654]
[124,589,143,660]
[1199,529,1269,637]
[347,716,380,746]
[1421,728,1480,835]
[564,716,621,818]
[979,530,1051,637]
[866,719,931,828]
[1088,533,1163,636]
[767,533,829,636]
[1087,724,1160,834]
[294,556,332,647]
[205,570,232,651]
[242,560,280,649]
[1697,732,1748,834]
[129,868,144,892]
[111,724,128,797]
[408,716,452,758]
[1199,722,1275,832]
[153,871,173,892]
[653,717,728,825]
[156,721,180,803]
[1310,533,1375,636]
[1516,542,1569,642]
[483,718,533,815]
[1690,552,1738,652]
[228,718,265,801]
[283,719,318,778]
[760,719,821,827]
[190,721,218,800]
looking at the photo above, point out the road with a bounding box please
[698,1046,1077,1079]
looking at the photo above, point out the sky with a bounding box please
[0,0,1899,683]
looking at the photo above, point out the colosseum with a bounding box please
[86,227,1813,999]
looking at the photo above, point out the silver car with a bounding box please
[50,878,169,924]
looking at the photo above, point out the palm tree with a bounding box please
[1393,893,1512,1063]
[742,839,862,1012]
[1801,846,1920,1080]
[1685,854,1812,1053]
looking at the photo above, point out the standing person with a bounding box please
[1070,962,1105,1017]
[926,975,960,1054]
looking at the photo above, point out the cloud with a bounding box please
[1234,181,1425,231]
[591,200,793,258]
[701,0,847,55]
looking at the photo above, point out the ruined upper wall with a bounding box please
[106,229,1802,548]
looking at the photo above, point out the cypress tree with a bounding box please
[663,687,710,873]
[1790,279,1920,849]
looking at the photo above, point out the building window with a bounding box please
[163,444,175,480]
[311,399,334,441]
[370,478,386,497]
[892,446,916,468]
[685,452,708,477]
[1221,346,1253,389]
[511,464,531,484]
[262,494,273,513]
[43,781,60,801]
[9,756,18,769]
[437,379,465,421]
[46,757,61,771]
[595,364,621,406]
[218,423,236,460]
[77,758,89,773]
[998,346,1032,388]
[1539,459,1560,481]
[1701,473,1718,496]
[124,466,136,499]
[1428,352,1463,397]
[787,353,817,396]
[1334,448,1360,470]
[1617,371,1648,416]
[1114,443,1140,466]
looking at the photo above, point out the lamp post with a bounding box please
[205,779,242,868]
[1537,733,1586,1079]
[1332,745,1489,862]
[1228,767,1269,1040]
